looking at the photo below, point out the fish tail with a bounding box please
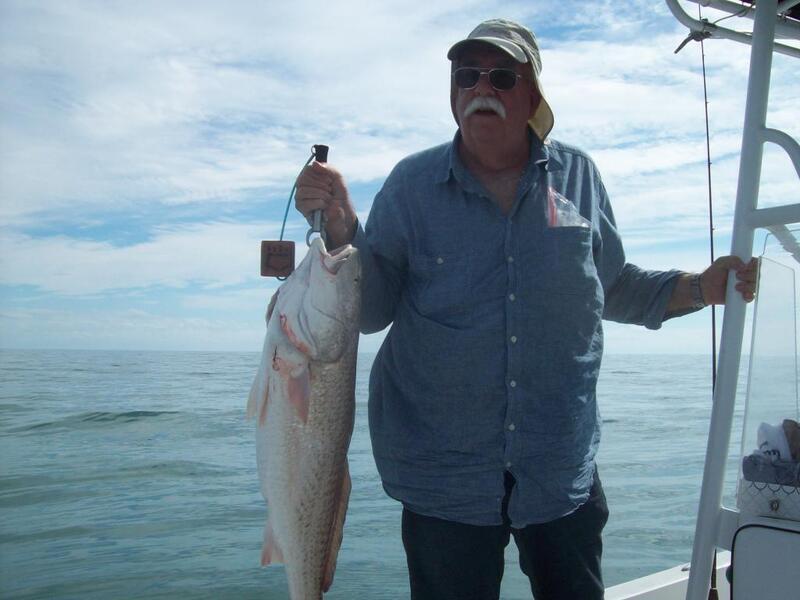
[246,371,269,422]
[322,460,352,593]
[260,518,284,566]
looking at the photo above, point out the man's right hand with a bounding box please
[295,161,357,249]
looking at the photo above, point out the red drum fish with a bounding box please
[247,238,360,599]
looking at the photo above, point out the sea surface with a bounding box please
[0,349,745,599]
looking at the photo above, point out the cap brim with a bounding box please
[447,37,528,63]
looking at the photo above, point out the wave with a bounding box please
[0,402,33,413]
[0,460,232,502]
[79,410,179,422]
[116,460,232,479]
[9,410,182,433]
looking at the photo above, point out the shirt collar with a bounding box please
[436,128,559,186]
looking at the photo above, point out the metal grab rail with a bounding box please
[777,0,800,16]
[663,1,800,599]
[690,0,800,39]
[665,0,800,57]
[763,128,800,179]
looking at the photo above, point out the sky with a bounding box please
[0,0,797,354]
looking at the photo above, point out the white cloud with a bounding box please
[0,0,796,351]
[0,302,388,352]
[2,0,794,220]
[0,0,477,222]
[0,305,266,351]
[0,221,291,294]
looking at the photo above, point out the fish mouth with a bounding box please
[321,244,357,275]
[308,240,358,327]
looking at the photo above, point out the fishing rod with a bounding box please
[675,6,720,597]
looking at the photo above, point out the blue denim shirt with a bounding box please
[352,132,683,527]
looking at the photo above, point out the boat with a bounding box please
[606,1,800,598]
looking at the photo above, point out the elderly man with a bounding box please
[296,18,756,600]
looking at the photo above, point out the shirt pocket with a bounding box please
[538,226,596,294]
[546,187,591,229]
[411,250,472,319]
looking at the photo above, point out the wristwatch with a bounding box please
[690,273,706,309]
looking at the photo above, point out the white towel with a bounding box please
[756,421,792,461]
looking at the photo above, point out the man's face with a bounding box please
[451,44,540,150]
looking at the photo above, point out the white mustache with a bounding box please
[464,96,506,120]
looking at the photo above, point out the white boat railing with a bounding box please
[663,1,800,599]
[665,0,800,57]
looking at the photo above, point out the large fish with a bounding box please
[247,237,360,600]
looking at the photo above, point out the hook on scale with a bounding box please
[260,144,330,279]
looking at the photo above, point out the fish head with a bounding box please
[274,238,360,362]
[306,238,361,360]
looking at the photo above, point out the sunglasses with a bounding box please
[452,67,523,91]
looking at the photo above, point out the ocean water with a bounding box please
[0,349,744,599]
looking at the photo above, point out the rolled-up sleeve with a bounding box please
[603,263,683,329]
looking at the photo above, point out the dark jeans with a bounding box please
[401,470,609,600]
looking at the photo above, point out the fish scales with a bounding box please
[248,238,360,600]
[264,361,355,591]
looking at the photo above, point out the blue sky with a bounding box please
[0,0,797,354]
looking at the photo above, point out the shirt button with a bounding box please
[436,257,444,265]
[506,461,513,468]
[508,293,516,302]
[510,335,517,344]
[509,380,517,388]
[507,256,514,263]
[508,423,516,431]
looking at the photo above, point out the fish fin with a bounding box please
[246,370,269,423]
[280,313,312,355]
[287,365,311,424]
[272,355,311,424]
[247,305,275,421]
[257,387,269,426]
[260,519,284,566]
[322,461,352,593]
[266,290,279,322]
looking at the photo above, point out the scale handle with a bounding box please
[308,145,329,245]
[313,144,328,163]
